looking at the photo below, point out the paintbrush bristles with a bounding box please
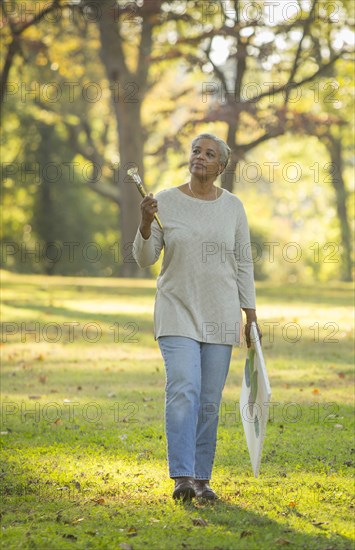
[127,167,139,176]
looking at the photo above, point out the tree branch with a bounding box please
[284,0,318,103]
[206,39,228,93]
[234,36,247,103]
[0,0,60,112]
[86,181,120,204]
[238,129,285,153]
[12,0,60,36]
[241,50,347,106]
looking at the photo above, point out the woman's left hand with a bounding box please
[244,321,262,348]
[242,308,262,348]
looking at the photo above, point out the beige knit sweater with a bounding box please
[133,187,256,346]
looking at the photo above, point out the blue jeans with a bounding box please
[158,336,232,480]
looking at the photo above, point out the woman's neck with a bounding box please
[189,175,216,195]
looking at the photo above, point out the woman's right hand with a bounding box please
[139,193,158,239]
[140,193,158,225]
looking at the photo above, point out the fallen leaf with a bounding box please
[53,418,62,426]
[312,389,320,395]
[62,534,77,540]
[192,518,208,526]
[240,530,252,538]
[71,517,84,524]
[36,354,45,361]
[92,497,105,505]
[288,501,297,507]
[39,375,47,384]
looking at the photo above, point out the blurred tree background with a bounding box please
[1,0,353,281]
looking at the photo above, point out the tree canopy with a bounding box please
[1,0,353,280]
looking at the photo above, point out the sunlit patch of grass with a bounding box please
[0,271,354,549]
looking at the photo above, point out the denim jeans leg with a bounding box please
[194,343,232,480]
[158,336,201,479]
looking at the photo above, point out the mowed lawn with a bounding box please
[0,270,354,550]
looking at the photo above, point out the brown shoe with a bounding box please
[193,480,219,500]
[172,477,196,501]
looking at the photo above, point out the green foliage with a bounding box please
[1,1,353,280]
[1,9,119,277]
[1,112,119,276]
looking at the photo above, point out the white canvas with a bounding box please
[240,322,271,477]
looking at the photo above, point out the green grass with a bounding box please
[1,270,354,549]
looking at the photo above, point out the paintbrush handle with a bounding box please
[132,175,163,229]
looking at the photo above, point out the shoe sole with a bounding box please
[173,487,196,501]
[198,493,218,501]
[195,490,219,500]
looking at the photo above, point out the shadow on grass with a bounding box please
[4,300,354,367]
[256,283,353,307]
[0,471,352,549]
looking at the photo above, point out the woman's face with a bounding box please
[189,138,224,181]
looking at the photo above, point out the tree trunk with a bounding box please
[222,156,238,193]
[32,123,57,276]
[324,134,352,281]
[222,124,238,192]
[116,99,145,277]
[95,0,151,277]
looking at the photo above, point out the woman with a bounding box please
[133,133,261,501]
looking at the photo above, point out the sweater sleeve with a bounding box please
[235,204,256,309]
[132,220,164,268]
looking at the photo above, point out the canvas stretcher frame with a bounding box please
[240,322,272,477]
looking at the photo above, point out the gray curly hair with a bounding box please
[191,133,231,170]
